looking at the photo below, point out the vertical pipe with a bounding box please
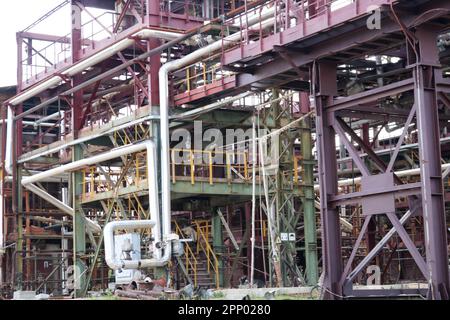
[250,116,257,286]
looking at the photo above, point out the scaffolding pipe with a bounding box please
[5,106,14,175]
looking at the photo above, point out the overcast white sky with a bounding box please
[0,1,79,87]
[0,1,68,86]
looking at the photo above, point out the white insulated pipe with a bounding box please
[5,106,14,175]
[4,28,180,179]
[8,28,181,106]
[158,13,277,245]
[103,140,174,270]
[35,111,63,125]
[313,163,450,191]
[21,142,148,185]
[20,140,171,269]
[21,142,152,236]
[104,220,167,270]
[23,183,101,234]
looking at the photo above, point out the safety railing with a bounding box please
[21,32,72,81]
[81,11,119,43]
[174,221,198,286]
[170,148,254,185]
[194,220,220,288]
[20,2,143,82]
[218,0,365,63]
[173,60,234,95]
[113,123,151,147]
[81,151,147,201]
[171,1,354,95]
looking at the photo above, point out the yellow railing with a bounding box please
[174,221,198,287]
[171,148,251,185]
[81,151,147,201]
[280,155,304,185]
[194,220,220,289]
[174,61,233,94]
[113,123,150,146]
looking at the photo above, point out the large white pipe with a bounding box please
[22,142,148,185]
[4,28,180,187]
[103,140,174,270]
[20,140,172,268]
[21,142,151,235]
[35,111,63,125]
[313,163,450,191]
[145,140,161,261]
[158,13,276,245]
[8,28,181,106]
[5,106,14,175]
[23,183,101,234]
[230,4,276,28]
[104,220,166,270]
[0,119,54,127]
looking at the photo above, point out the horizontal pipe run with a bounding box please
[21,142,148,185]
[18,114,159,164]
[104,220,157,270]
[170,92,252,120]
[22,183,101,234]
[9,28,182,107]
[14,28,200,121]
[158,12,277,250]
[314,163,450,191]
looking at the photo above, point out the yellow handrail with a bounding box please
[174,221,198,287]
[194,221,220,289]
[170,148,253,185]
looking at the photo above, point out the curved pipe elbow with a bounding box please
[104,219,159,270]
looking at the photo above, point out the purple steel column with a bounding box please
[315,61,343,299]
[414,25,450,300]
[362,124,377,256]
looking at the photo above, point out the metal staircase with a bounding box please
[174,220,219,289]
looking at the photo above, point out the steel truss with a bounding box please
[315,25,450,299]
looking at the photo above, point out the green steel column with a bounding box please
[301,116,318,285]
[73,144,86,297]
[212,208,224,287]
[15,169,23,289]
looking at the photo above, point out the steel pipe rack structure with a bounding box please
[0,0,449,300]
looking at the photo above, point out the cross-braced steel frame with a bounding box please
[315,25,450,299]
